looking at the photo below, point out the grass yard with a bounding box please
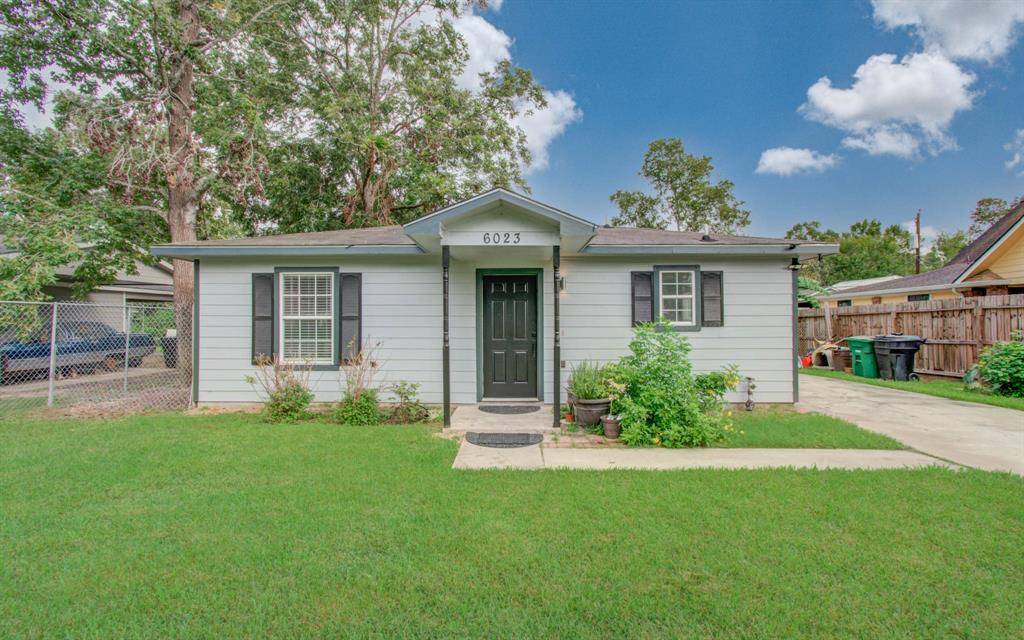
[722,407,904,449]
[801,367,1024,411]
[2,414,1022,638]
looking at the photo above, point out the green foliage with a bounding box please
[609,320,738,448]
[387,382,430,424]
[786,218,914,286]
[334,390,383,426]
[568,361,609,400]
[977,333,1024,398]
[238,1,548,232]
[263,383,315,423]
[610,138,750,233]
[921,230,969,271]
[797,277,828,308]
[968,196,1021,239]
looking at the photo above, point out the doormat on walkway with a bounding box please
[465,432,543,448]
[478,405,540,415]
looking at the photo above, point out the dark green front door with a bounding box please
[482,275,538,398]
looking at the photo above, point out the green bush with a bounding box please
[334,390,383,425]
[977,333,1024,397]
[264,383,314,423]
[568,360,609,400]
[387,381,430,423]
[609,320,738,448]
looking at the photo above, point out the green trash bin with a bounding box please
[847,336,879,379]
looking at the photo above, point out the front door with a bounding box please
[482,275,538,398]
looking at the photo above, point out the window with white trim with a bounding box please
[280,272,334,363]
[659,270,696,326]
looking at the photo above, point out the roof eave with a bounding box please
[580,243,839,256]
[953,214,1024,284]
[151,244,424,259]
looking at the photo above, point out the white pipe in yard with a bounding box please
[46,303,58,407]
[123,306,130,393]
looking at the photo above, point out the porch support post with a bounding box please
[552,245,561,428]
[442,245,451,427]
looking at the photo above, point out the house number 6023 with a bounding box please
[482,232,521,245]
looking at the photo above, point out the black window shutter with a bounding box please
[631,271,654,326]
[701,271,724,327]
[251,273,275,363]
[339,273,362,362]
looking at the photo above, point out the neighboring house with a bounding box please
[0,242,174,305]
[152,189,839,422]
[820,203,1024,307]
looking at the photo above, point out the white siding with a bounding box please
[559,256,795,403]
[196,253,795,405]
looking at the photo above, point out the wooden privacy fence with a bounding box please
[798,294,1024,378]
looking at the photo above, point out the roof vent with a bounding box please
[700,234,716,242]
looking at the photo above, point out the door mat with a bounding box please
[465,432,543,448]
[478,405,540,415]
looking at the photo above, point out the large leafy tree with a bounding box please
[921,230,969,271]
[239,0,546,232]
[786,219,914,286]
[610,138,750,233]
[968,196,1022,239]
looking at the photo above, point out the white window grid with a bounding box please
[280,272,334,363]
[659,270,696,326]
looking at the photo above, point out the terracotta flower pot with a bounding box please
[574,397,610,427]
[602,415,622,439]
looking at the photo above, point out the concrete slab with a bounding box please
[798,375,1024,474]
[451,440,949,471]
[447,403,557,434]
[452,440,545,469]
[540,447,947,471]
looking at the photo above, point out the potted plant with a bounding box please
[568,361,610,428]
[601,379,625,439]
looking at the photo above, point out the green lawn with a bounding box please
[801,367,1024,411]
[2,414,1021,638]
[722,407,904,449]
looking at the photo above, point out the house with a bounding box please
[819,202,1024,308]
[0,242,174,305]
[152,189,839,425]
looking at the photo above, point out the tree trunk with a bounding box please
[168,0,200,389]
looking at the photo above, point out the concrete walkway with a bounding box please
[798,374,1024,474]
[452,441,947,471]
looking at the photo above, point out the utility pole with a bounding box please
[914,209,922,274]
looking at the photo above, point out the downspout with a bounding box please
[790,257,799,404]
[552,245,561,427]
[442,246,451,427]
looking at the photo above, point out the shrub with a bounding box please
[387,381,430,423]
[244,356,314,423]
[977,332,1024,397]
[608,320,738,448]
[568,360,609,400]
[334,389,383,425]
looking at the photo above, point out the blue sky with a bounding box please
[476,0,1024,242]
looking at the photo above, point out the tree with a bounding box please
[0,0,287,367]
[238,0,547,232]
[968,196,1022,239]
[921,230,969,271]
[609,138,750,233]
[786,219,914,286]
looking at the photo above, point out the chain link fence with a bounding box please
[0,300,192,416]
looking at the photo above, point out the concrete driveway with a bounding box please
[798,375,1024,474]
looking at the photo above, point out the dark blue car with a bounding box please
[0,321,156,384]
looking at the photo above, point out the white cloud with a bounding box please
[451,12,512,91]
[800,52,975,158]
[755,147,838,176]
[903,220,940,251]
[447,6,580,172]
[1005,128,1024,176]
[872,0,1024,63]
[514,90,582,172]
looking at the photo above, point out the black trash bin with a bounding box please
[873,338,894,380]
[874,334,926,381]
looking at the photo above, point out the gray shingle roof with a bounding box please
[589,227,820,246]
[172,225,415,247]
